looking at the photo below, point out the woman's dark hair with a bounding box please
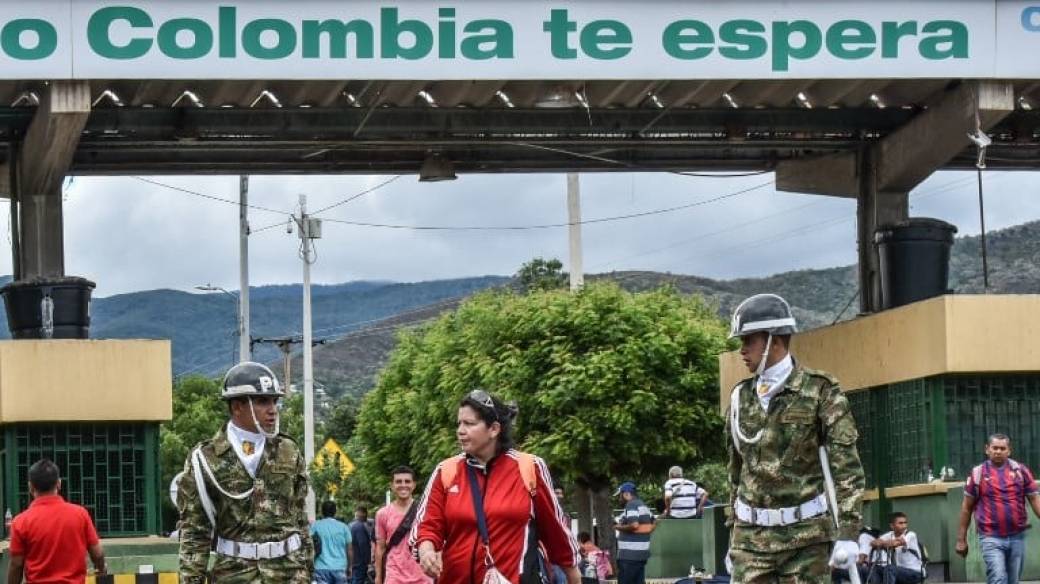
[460,389,517,454]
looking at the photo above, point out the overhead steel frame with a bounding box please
[0,79,1034,311]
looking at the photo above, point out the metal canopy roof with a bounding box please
[3,78,1039,175]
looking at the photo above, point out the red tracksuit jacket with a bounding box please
[411,450,579,584]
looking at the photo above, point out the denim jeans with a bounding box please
[980,533,1026,584]
[350,564,369,584]
[315,570,350,584]
[881,565,923,584]
[617,559,647,584]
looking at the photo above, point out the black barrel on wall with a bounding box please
[874,218,957,310]
[0,276,95,339]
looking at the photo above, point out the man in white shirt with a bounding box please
[872,512,924,584]
[662,467,708,519]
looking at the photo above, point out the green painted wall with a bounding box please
[1,539,179,578]
[643,508,728,579]
[645,517,704,578]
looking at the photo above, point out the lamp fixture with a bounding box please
[535,85,578,108]
[418,153,457,182]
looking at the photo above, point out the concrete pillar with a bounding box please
[12,81,90,280]
[777,81,1013,314]
[16,185,65,279]
[856,146,908,314]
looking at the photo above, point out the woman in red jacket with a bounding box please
[410,390,580,584]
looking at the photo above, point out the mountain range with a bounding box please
[0,218,1035,402]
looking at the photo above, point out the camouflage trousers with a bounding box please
[731,542,831,584]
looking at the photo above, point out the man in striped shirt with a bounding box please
[663,466,708,519]
[613,482,654,584]
[956,433,1040,584]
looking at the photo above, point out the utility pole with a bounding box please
[567,173,584,291]
[296,194,321,522]
[251,335,327,394]
[239,175,251,362]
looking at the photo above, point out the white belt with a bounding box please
[734,494,829,527]
[216,533,302,560]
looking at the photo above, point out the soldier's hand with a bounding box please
[955,539,969,558]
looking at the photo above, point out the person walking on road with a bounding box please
[411,389,580,584]
[313,500,354,584]
[350,506,375,584]
[176,361,314,584]
[956,433,1040,584]
[725,294,865,584]
[376,466,430,584]
[7,459,107,584]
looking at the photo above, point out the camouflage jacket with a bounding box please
[724,361,865,552]
[177,425,314,584]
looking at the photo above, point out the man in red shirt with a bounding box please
[956,433,1040,584]
[7,459,107,584]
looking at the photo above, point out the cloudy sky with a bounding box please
[5,168,1037,298]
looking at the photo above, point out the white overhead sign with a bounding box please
[0,1,1037,79]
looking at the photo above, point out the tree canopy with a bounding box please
[515,257,568,292]
[353,282,730,500]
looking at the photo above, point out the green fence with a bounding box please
[849,373,1040,519]
[0,422,161,537]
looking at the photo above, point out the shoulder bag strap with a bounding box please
[466,464,497,568]
[387,502,420,550]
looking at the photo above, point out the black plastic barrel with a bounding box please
[874,218,957,310]
[0,276,95,339]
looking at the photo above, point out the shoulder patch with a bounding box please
[800,366,840,386]
[276,432,299,445]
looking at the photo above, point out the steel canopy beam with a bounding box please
[775,81,1018,197]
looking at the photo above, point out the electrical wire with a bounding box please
[252,175,405,234]
[599,173,997,273]
[131,177,290,215]
[315,180,774,231]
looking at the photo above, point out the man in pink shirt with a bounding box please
[375,466,431,584]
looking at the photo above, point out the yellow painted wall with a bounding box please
[0,340,172,422]
[719,295,1040,410]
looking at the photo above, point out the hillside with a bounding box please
[0,218,1034,401]
[294,218,1039,398]
[0,276,510,376]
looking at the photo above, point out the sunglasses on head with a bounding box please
[468,389,495,409]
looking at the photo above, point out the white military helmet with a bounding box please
[728,294,797,339]
[221,361,284,401]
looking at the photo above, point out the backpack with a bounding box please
[438,452,538,495]
[970,459,1024,495]
[437,452,548,584]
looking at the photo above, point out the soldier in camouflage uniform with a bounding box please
[177,361,314,583]
[724,294,865,584]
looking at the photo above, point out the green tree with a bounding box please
[354,282,729,549]
[515,257,568,292]
[321,396,360,443]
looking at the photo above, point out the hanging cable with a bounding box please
[967,86,992,290]
[830,290,861,325]
[976,168,990,290]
